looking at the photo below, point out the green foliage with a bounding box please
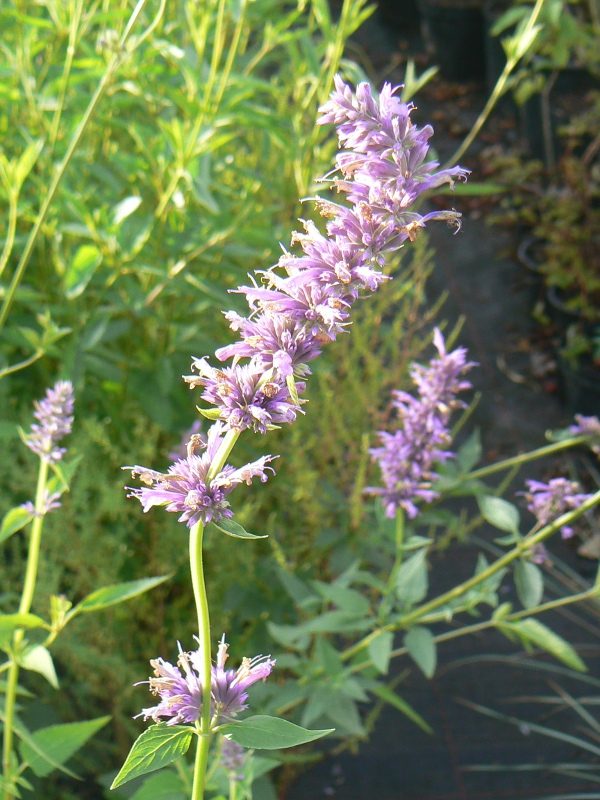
[111,725,194,789]
[219,716,334,750]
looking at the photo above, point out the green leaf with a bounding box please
[456,429,482,472]
[64,244,102,299]
[323,694,364,736]
[0,507,33,545]
[128,769,186,800]
[499,618,586,671]
[210,518,268,540]
[0,613,47,647]
[369,683,432,734]
[20,717,110,778]
[404,627,437,678]
[70,575,170,616]
[368,631,393,674]
[110,725,194,789]
[219,716,333,750]
[514,560,544,609]
[395,549,428,605]
[113,196,142,226]
[478,495,520,534]
[20,645,58,688]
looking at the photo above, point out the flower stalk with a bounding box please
[189,522,212,800]
[2,458,48,800]
[343,489,600,662]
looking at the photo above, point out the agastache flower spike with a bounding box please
[137,636,275,726]
[186,78,467,432]
[184,358,305,434]
[366,330,474,518]
[523,478,592,539]
[124,421,277,527]
[569,415,600,456]
[25,380,74,464]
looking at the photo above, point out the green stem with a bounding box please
[446,0,546,166]
[0,0,152,333]
[342,489,600,662]
[349,585,599,675]
[465,436,587,483]
[49,0,84,151]
[2,459,48,800]
[189,522,212,800]
[0,193,18,280]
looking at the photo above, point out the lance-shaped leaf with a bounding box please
[68,575,170,618]
[110,725,194,789]
[499,618,586,672]
[20,645,58,689]
[219,715,333,750]
[19,717,110,778]
[210,518,268,540]
[0,507,34,545]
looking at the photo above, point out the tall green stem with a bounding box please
[466,436,586,482]
[0,0,153,332]
[189,522,212,800]
[2,459,48,800]
[342,489,600,661]
[446,0,546,166]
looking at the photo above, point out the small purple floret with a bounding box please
[137,636,275,726]
[366,330,475,518]
[523,478,592,539]
[25,381,74,464]
[124,422,277,527]
[186,78,467,432]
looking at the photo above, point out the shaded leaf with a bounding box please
[20,645,58,688]
[210,518,268,540]
[220,715,333,750]
[71,575,170,616]
[64,245,102,299]
[368,631,393,674]
[478,496,520,534]
[20,717,110,778]
[0,507,33,545]
[111,725,194,789]
[514,560,544,609]
[404,627,437,678]
[370,683,433,734]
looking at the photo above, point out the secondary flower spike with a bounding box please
[523,478,592,539]
[366,329,474,518]
[185,77,467,432]
[25,380,74,464]
[124,422,277,527]
[137,636,275,726]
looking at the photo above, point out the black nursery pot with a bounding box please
[418,0,486,82]
[521,68,600,165]
[378,0,422,33]
[558,354,600,416]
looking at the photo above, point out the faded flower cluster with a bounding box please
[524,478,592,539]
[125,422,277,529]
[366,329,474,518]
[126,77,467,527]
[137,636,275,726]
[25,380,74,464]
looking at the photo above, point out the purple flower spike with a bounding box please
[569,415,600,456]
[124,421,277,527]
[183,78,467,435]
[184,358,305,434]
[25,381,74,464]
[20,490,62,518]
[137,636,275,726]
[221,738,246,781]
[523,478,592,539]
[366,329,474,518]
